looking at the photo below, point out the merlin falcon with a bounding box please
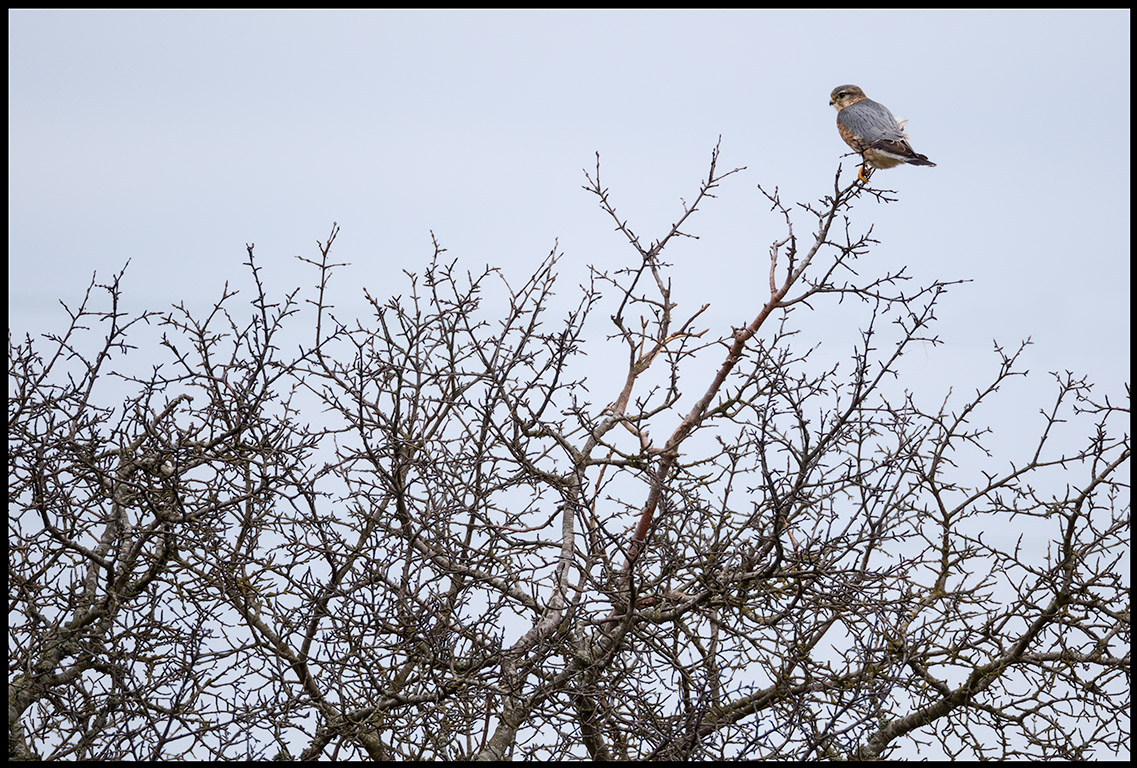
[829,84,935,182]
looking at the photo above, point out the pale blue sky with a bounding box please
[8,10,1130,760]
[8,8,1130,456]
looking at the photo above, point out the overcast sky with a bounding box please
[9,8,1130,468]
[8,10,1130,760]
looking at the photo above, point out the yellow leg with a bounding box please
[857,164,872,183]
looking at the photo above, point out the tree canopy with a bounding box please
[8,149,1129,760]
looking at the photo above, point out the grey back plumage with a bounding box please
[838,98,906,147]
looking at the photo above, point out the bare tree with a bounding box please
[9,145,1130,760]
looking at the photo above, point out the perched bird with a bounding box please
[829,84,935,182]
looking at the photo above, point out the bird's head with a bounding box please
[829,84,867,111]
